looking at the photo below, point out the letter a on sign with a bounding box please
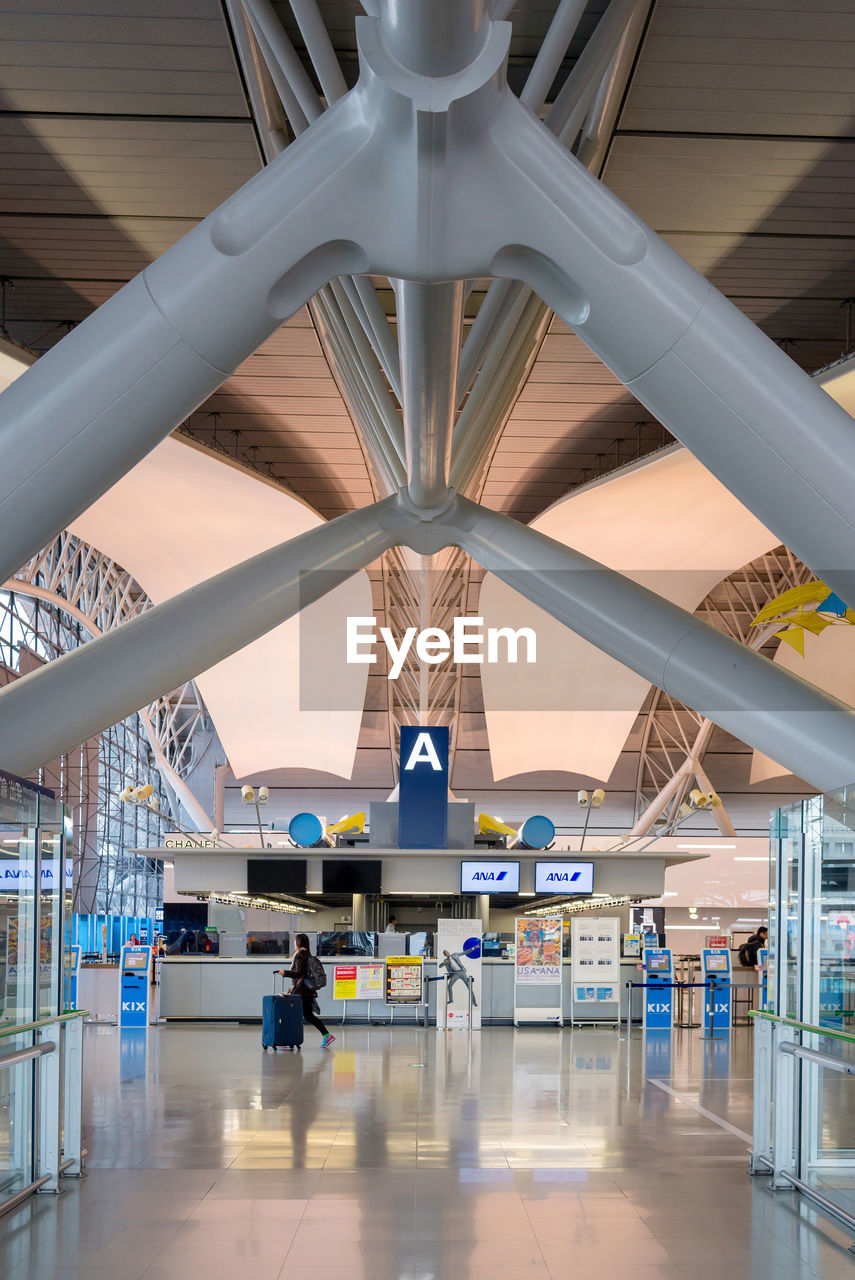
[404,731,442,772]
[398,725,449,849]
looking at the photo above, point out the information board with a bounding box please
[333,964,358,1000]
[515,916,562,985]
[334,962,385,1001]
[385,956,423,1006]
[571,917,620,1022]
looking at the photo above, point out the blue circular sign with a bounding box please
[519,815,555,850]
[288,812,324,847]
[463,936,481,959]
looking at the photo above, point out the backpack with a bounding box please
[738,941,757,968]
[305,954,327,990]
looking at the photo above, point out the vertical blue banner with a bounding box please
[398,726,449,848]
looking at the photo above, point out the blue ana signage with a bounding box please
[534,861,594,895]
[398,726,449,848]
[460,861,521,893]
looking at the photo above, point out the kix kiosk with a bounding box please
[702,947,731,1033]
[119,944,152,1028]
[65,944,82,1011]
[642,948,673,1030]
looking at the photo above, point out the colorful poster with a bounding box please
[333,964,358,1000]
[356,962,384,1000]
[515,916,562,984]
[436,918,482,1029]
[385,956,424,1005]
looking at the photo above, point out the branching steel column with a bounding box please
[397,281,464,509]
[0,498,407,776]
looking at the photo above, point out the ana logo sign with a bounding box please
[347,617,536,680]
[534,861,594,895]
[545,871,581,884]
[460,861,520,894]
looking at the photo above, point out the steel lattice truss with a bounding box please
[633,547,816,834]
[0,532,213,909]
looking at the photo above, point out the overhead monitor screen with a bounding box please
[646,952,671,972]
[705,952,729,972]
[322,859,382,894]
[534,861,594,895]
[460,861,520,894]
[247,859,307,896]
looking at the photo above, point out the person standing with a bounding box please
[278,934,335,1048]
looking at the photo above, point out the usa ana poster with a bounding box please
[515,916,562,985]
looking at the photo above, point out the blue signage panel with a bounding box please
[398,726,449,848]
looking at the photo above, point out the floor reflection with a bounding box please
[1,1023,853,1279]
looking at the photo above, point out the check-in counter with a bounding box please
[160,957,646,1024]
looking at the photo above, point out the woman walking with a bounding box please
[278,934,335,1048]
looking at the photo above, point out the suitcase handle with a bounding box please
[272,968,288,994]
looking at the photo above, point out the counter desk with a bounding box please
[159,957,646,1024]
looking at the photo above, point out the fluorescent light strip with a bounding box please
[734,857,768,862]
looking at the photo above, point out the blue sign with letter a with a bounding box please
[398,726,449,848]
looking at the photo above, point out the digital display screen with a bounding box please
[534,861,594,895]
[646,953,671,972]
[322,860,382,894]
[123,952,148,969]
[705,952,729,972]
[247,859,307,896]
[460,861,520,894]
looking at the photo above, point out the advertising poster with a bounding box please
[515,916,562,985]
[436,917,482,1029]
[571,917,619,1011]
[333,964,358,1000]
[385,956,423,1005]
[357,962,384,1000]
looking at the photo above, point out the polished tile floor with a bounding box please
[4,1023,855,1279]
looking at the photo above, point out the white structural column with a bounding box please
[450,498,855,792]
[397,281,464,509]
[0,96,375,585]
[0,498,406,777]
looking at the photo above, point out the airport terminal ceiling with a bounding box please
[1,0,855,822]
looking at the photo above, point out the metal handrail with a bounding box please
[748,1009,855,1046]
[0,1010,89,1040]
[0,1040,56,1068]
[779,1041,855,1076]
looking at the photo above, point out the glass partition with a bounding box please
[766,787,855,1222]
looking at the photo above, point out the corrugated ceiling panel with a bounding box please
[620,0,855,136]
[0,3,248,116]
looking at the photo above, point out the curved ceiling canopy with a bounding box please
[479,446,780,783]
[68,436,372,781]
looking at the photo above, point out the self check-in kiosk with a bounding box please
[65,944,82,1010]
[642,948,673,1030]
[119,944,152,1028]
[702,948,731,1032]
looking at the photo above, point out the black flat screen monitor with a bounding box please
[246,859,307,896]
[322,859,382,894]
[317,931,376,957]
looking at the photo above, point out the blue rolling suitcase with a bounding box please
[262,972,304,1051]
